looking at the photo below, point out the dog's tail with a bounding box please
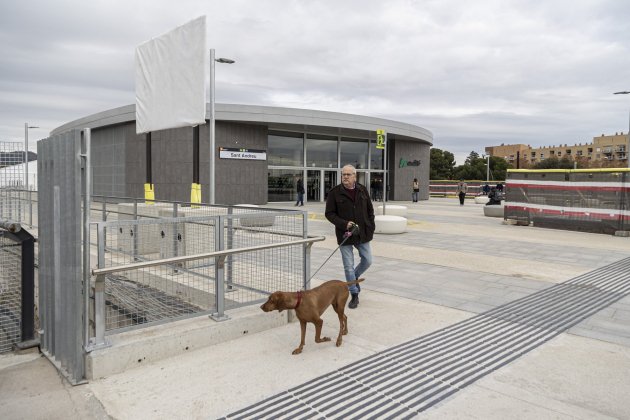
[346,278,365,285]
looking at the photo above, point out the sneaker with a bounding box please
[349,293,359,309]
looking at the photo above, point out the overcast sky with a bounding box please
[1,0,629,164]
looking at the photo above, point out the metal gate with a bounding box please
[0,221,35,353]
[37,129,87,384]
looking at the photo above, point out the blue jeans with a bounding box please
[340,242,372,294]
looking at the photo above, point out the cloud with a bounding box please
[1,0,629,164]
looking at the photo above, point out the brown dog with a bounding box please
[260,279,365,354]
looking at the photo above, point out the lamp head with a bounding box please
[215,58,235,64]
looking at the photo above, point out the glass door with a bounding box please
[323,170,337,201]
[307,170,320,202]
[370,172,384,201]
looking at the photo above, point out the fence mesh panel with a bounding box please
[506,169,630,234]
[94,205,306,334]
[0,235,22,353]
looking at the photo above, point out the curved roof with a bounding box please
[51,103,433,144]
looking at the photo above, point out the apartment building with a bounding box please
[485,132,629,165]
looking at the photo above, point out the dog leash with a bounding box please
[309,222,359,281]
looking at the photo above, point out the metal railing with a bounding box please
[89,235,324,349]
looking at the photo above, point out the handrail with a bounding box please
[92,236,326,276]
[0,219,21,233]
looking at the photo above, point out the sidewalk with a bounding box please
[1,198,630,419]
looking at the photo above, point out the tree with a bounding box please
[531,155,585,170]
[451,152,509,181]
[430,148,456,179]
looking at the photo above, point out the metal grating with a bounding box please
[0,236,22,353]
[224,257,630,419]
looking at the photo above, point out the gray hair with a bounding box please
[342,164,356,175]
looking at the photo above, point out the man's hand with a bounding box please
[346,221,355,230]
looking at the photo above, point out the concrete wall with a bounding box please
[389,138,430,201]
[91,124,130,198]
[211,122,268,205]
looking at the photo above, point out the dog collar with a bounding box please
[294,290,302,310]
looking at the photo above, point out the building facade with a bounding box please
[51,104,433,204]
[486,132,629,166]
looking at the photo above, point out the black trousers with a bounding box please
[458,192,466,205]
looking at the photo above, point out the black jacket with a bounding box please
[325,183,375,245]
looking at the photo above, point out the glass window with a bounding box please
[340,138,368,169]
[267,169,302,202]
[370,139,384,169]
[306,134,337,168]
[268,131,303,166]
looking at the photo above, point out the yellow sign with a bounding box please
[190,183,201,209]
[144,183,155,205]
[376,129,386,149]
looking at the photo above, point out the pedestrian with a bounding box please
[295,176,304,206]
[482,183,490,195]
[412,178,420,202]
[325,164,375,309]
[456,178,468,206]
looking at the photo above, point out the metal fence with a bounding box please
[429,180,501,198]
[88,204,323,349]
[505,169,630,234]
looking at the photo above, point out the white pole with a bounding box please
[383,133,387,214]
[486,155,490,182]
[24,122,28,189]
[209,49,216,204]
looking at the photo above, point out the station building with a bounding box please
[52,104,433,204]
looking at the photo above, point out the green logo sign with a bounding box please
[399,158,421,168]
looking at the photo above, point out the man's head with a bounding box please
[341,165,356,189]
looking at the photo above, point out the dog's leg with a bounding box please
[292,320,307,355]
[336,311,347,346]
[314,318,331,343]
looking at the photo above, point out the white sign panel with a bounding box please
[135,16,207,134]
[219,148,267,161]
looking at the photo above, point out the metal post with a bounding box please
[303,211,310,290]
[53,186,61,354]
[82,128,91,350]
[383,133,387,214]
[24,123,28,189]
[209,49,216,205]
[487,155,490,182]
[211,215,228,321]
[87,223,109,350]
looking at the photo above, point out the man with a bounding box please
[325,165,375,309]
[456,178,468,206]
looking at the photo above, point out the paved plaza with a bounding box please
[1,197,630,419]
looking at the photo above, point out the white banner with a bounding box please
[135,16,207,134]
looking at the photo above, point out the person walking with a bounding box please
[325,165,375,309]
[295,176,304,206]
[412,178,420,202]
[456,178,468,206]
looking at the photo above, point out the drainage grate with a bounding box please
[223,257,630,419]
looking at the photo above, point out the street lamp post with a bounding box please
[24,123,39,189]
[614,91,630,168]
[209,49,235,205]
